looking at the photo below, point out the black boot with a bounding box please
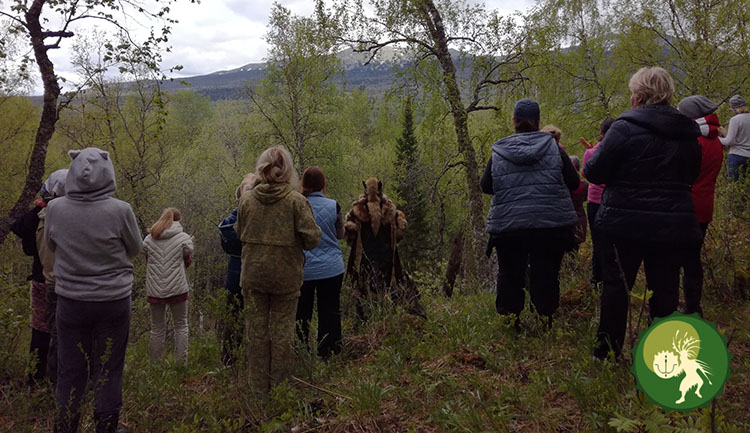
[95,413,125,433]
[54,412,81,433]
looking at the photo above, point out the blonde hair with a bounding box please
[150,208,181,239]
[541,124,562,143]
[629,67,674,107]
[255,146,298,186]
[235,172,259,199]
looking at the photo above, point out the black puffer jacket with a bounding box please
[584,104,702,245]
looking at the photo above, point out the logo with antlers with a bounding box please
[633,313,730,412]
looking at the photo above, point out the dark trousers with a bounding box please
[494,231,568,318]
[587,202,604,283]
[594,241,682,359]
[682,223,709,315]
[296,274,344,358]
[29,328,50,385]
[55,296,130,433]
[221,290,244,366]
[47,283,58,383]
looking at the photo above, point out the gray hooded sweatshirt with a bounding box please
[45,148,143,302]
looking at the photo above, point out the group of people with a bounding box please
[10,65,750,432]
[13,142,420,432]
[483,66,748,360]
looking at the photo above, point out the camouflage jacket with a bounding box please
[235,183,321,296]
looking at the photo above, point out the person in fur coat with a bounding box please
[344,177,426,319]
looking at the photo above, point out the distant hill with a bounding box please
[160,48,406,100]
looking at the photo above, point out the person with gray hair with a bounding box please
[585,67,702,360]
[720,94,750,181]
[36,169,69,384]
[10,168,68,386]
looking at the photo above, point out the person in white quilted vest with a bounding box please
[143,208,194,363]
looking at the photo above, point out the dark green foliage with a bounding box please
[395,96,431,267]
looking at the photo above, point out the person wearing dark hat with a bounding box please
[480,98,580,329]
[585,67,702,360]
[677,95,723,315]
[720,94,750,181]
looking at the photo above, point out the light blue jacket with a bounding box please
[304,193,345,281]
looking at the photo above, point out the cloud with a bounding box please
[29,0,534,94]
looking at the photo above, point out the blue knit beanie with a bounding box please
[513,98,540,121]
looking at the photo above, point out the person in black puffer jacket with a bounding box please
[585,67,702,360]
[481,98,580,329]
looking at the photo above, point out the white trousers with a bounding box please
[149,300,189,363]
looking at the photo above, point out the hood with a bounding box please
[492,131,558,165]
[253,182,292,204]
[65,147,116,201]
[42,168,68,200]
[160,221,184,239]
[677,95,718,119]
[219,208,238,229]
[618,105,700,139]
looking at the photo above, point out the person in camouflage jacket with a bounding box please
[235,146,320,393]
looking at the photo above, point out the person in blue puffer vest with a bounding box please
[295,166,346,359]
[480,98,580,329]
[218,173,258,366]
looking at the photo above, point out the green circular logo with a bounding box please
[632,313,730,412]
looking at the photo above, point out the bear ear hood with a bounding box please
[65,147,117,201]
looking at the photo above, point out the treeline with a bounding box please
[1,0,749,289]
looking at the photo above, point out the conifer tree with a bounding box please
[396,97,430,267]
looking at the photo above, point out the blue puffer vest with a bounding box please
[304,193,345,281]
[486,131,578,234]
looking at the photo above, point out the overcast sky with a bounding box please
[38,0,534,94]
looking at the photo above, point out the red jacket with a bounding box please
[691,113,723,223]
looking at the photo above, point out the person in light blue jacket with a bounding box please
[296,166,345,358]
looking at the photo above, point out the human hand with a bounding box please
[184,255,193,268]
[718,126,727,137]
[578,137,594,149]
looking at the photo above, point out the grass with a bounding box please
[1,252,749,433]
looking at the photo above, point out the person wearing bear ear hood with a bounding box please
[45,147,142,433]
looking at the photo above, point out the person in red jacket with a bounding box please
[677,95,723,315]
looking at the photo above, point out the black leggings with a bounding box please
[494,231,568,318]
[296,274,344,358]
[594,240,682,359]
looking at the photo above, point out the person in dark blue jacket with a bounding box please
[218,173,258,365]
[295,167,346,358]
[480,98,580,329]
[585,67,702,360]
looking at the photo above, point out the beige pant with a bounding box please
[247,291,299,392]
[149,300,189,363]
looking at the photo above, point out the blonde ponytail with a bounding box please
[150,207,181,239]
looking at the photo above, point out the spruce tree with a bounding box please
[396,97,430,267]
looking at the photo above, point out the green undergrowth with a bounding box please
[1,267,748,432]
